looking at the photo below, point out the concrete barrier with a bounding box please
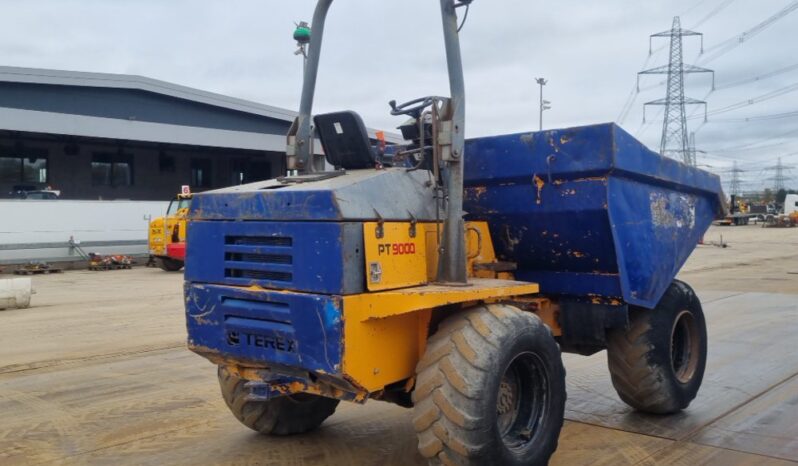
[0,277,32,310]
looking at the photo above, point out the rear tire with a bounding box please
[156,257,184,272]
[412,304,566,466]
[217,366,339,435]
[606,280,707,414]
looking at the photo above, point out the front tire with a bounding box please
[412,304,566,466]
[218,366,339,435]
[606,280,707,414]
[156,257,184,272]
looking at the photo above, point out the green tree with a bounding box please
[763,188,774,203]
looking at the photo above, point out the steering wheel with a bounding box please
[389,96,439,118]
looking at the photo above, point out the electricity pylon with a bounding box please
[638,17,715,165]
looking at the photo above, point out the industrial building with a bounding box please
[0,66,393,201]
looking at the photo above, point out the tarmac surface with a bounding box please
[1,224,797,465]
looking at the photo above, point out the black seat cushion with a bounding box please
[314,111,375,169]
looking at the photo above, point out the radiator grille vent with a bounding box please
[225,269,293,282]
[223,235,294,284]
[225,236,292,247]
[225,252,292,264]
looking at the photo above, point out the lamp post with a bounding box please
[535,77,550,131]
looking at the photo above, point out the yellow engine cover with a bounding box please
[363,222,430,291]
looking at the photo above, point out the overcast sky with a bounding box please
[1,0,796,191]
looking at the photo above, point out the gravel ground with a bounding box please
[1,223,796,465]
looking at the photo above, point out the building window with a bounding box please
[0,151,48,184]
[92,153,133,186]
[231,159,247,185]
[191,158,212,188]
[0,157,21,184]
[113,159,133,186]
[159,152,176,173]
[23,157,48,183]
[91,154,113,186]
[250,161,271,182]
[230,159,271,185]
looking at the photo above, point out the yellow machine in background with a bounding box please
[148,191,192,271]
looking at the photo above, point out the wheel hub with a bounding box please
[497,375,518,432]
[496,352,549,450]
[671,310,700,384]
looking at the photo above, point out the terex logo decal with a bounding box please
[227,331,297,353]
[377,243,417,256]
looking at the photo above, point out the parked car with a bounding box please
[8,188,60,200]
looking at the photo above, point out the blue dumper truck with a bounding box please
[183,1,725,465]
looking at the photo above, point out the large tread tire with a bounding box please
[412,304,566,466]
[156,257,184,272]
[217,366,339,435]
[606,280,707,414]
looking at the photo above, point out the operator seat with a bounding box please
[314,111,376,169]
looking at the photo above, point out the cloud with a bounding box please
[0,0,795,190]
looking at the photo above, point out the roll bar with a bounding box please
[286,0,469,283]
[437,0,467,284]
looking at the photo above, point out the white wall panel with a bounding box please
[0,200,168,264]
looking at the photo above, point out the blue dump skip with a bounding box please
[464,123,725,309]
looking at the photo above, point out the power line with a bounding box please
[698,0,798,64]
[679,0,713,18]
[701,149,784,164]
[716,62,798,90]
[687,88,714,120]
[706,110,798,123]
[639,61,798,103]
[616,83,640,124]
[691,0,737,28]
[705,127,798,153]
[691,119,709,134]
[636,106,664,137]
[616,46,667,124]
[687,80,798,119]
[707,140,795,155]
